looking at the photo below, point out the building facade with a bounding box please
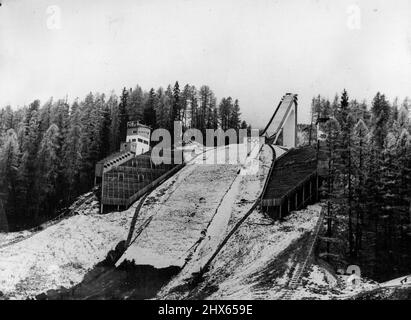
[126,121,151,155]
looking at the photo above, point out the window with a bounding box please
[132,139,136,142]
[132,130,137,134]
[143,140,149,145]
[138,138,143,143]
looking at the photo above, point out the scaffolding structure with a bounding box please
[100,151,181,212]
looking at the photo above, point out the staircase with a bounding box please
[281,207,325,300]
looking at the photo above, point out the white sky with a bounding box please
[1,0,411,126]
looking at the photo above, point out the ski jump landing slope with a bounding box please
[117,142,264,269]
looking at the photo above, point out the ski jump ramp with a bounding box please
[260,93,320,219]
[261,93,298,149]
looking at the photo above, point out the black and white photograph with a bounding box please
[0,0,410,308]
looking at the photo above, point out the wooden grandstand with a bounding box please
[261,146,320,219]
[99,150,183,212]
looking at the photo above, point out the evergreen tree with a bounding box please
[172,81,181,121]
[211,103,219,130]
[164,85,174,131]
[395,130,411,264]
[118,87,129,143]
[0,129,20,218]
[107,93,120,152]
[336,89,349,125]
[336,90,356,256]
[37,124,61,218]
[64,100,82,201]
[207,92,217,130]
[390,97,399,125]
[79,93,101,192]
[321,118,341,260]
[219,97,232,131]
[155,87,168,130]
[50,99,69,149]
[352,119,369,255]
[401,97,410,111]
[331,94,339,118]
[0,106,14,132]
[180,84,191,129]
[371,92,391,150]
[143,88,157,128]
[50,99,70,202]
[19,100,41,221]
[398,105,409,128]
[189,86,199,129]
[229,99,241,130]
[199,85,212,134]
[100,98,112,159]
[240,120,248,130]
[127,85,144,121]
[359,100,371,125]
[39,98,53,136]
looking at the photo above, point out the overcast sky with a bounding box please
[1,0,411,126]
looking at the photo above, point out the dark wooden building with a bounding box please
[261,146,320,219]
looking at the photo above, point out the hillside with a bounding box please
[0,143,408,300]
[0,199,134,299]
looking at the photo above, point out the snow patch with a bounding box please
[0,205,134,299]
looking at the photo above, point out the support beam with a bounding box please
[261,93,298,149]
[295,192,298,210]
[302,184,305,205]
[309,180,312,203]
[283,107,297,149]
[279,202,282,219]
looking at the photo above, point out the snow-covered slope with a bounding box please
[2,141,371,301]
[157,201,381,300]
[0,200,134,299]
[0,141,264,299]
[291,263,378,300]
[158,204,323,299]
[117,142,263,269]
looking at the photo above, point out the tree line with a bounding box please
[310,90,411,281]
[0,82,249,230]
